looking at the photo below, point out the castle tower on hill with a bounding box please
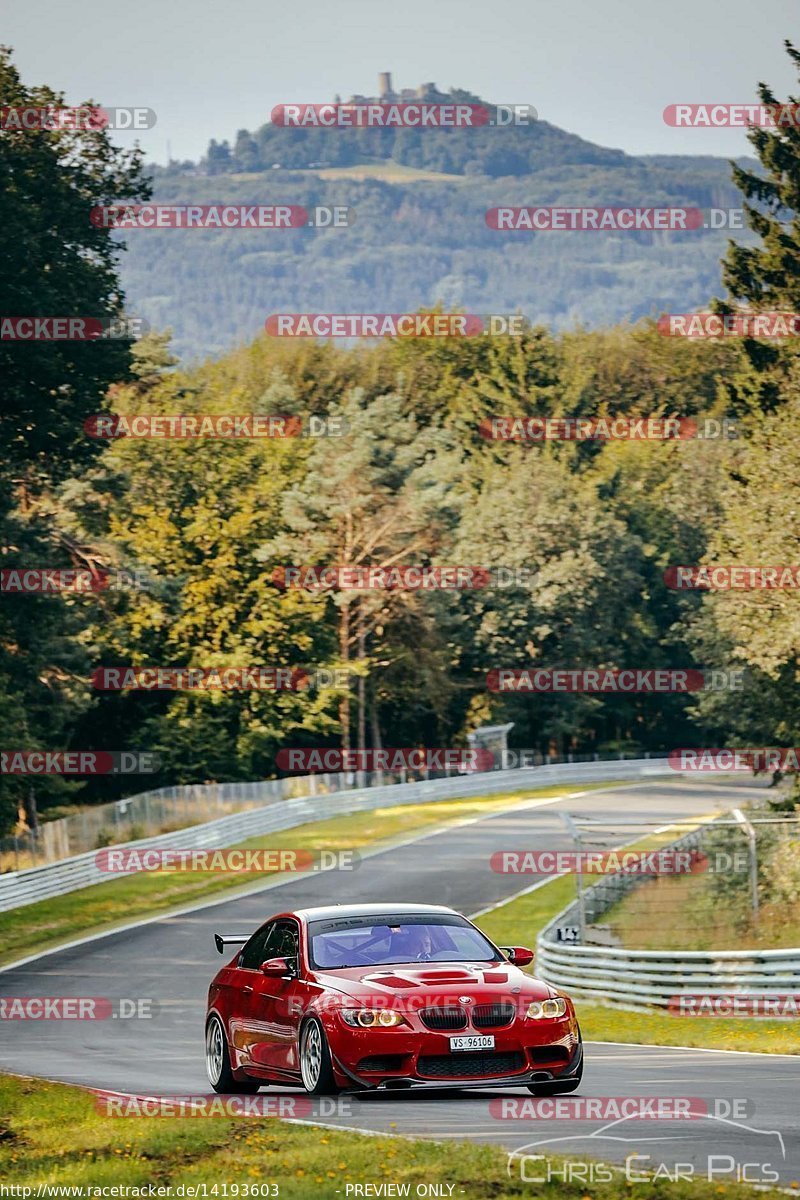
[344,77,444,104]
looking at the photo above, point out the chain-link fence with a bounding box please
[559,807,800,951]
[0,775,328,871]
[0,749,672,873]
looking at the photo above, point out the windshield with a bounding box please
[308,914,500,969]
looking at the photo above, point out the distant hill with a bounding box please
[191,90,631,179]
[121,87,754,362]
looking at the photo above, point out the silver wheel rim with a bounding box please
[301,1022,322,1090]
[206,1018,224,1085]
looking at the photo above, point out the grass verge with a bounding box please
[0,1073,790,1199]
[0,782,611,969]
[577,1003,800,1054]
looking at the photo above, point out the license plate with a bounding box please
[449,1035,495,1052]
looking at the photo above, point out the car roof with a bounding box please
[293,903,459,922]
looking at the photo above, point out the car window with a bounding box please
[270,920,299,965]
[239,921,275,970]
[309,917,498,969]
[440,926,493,958]
[240,920,299,971]
[313,925,391,968]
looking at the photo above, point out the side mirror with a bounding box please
[500,945,535,966]
[260,956,294,978]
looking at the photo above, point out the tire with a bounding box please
[206,1014,261,1094]
[299,1016,339,1095]
[527,1056,583,1095]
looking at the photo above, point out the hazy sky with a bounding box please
[4,0,799,163]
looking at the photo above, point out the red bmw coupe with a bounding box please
[205,902,583,1095]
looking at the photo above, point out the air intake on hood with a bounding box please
[416,970,475,983]
[360,973,418,989]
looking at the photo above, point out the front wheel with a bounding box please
[299,1017,339,1095]
[206,1014,261,1094]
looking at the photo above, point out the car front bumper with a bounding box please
[328,1021,583,1091]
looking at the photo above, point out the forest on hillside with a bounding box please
[127,160,749,362]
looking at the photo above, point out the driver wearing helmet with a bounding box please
[389,926,434,962]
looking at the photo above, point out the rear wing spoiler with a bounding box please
[214,933,249,955]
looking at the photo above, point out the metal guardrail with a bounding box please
[535,939,800,1008]
[536,818,800,1008]
[1,774,355,868]
[2,751,672,868]
[0,757,670,912]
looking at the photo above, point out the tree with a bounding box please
[451,450,648,754]
[66,355,341,787]
[0,47,149,832]
[233,130,260,172]
[684,366,800,749]
[717,40,800,410]
[260,388,463,753]
[205,139,232,175]
[689,40,800,744]
[0,46,150,495]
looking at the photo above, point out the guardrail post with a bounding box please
[559,812,586,942]
[732,808,759,919]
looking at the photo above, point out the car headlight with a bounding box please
[526,997,568,1020]
[341,1008,407,1028]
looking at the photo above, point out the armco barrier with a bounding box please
[0,757,670,912]
[535,938,800,1009]
[536,819,800,1008]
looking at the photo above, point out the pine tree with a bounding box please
[718,40,800,408]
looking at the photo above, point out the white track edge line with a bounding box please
[587,1039,798,1058]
